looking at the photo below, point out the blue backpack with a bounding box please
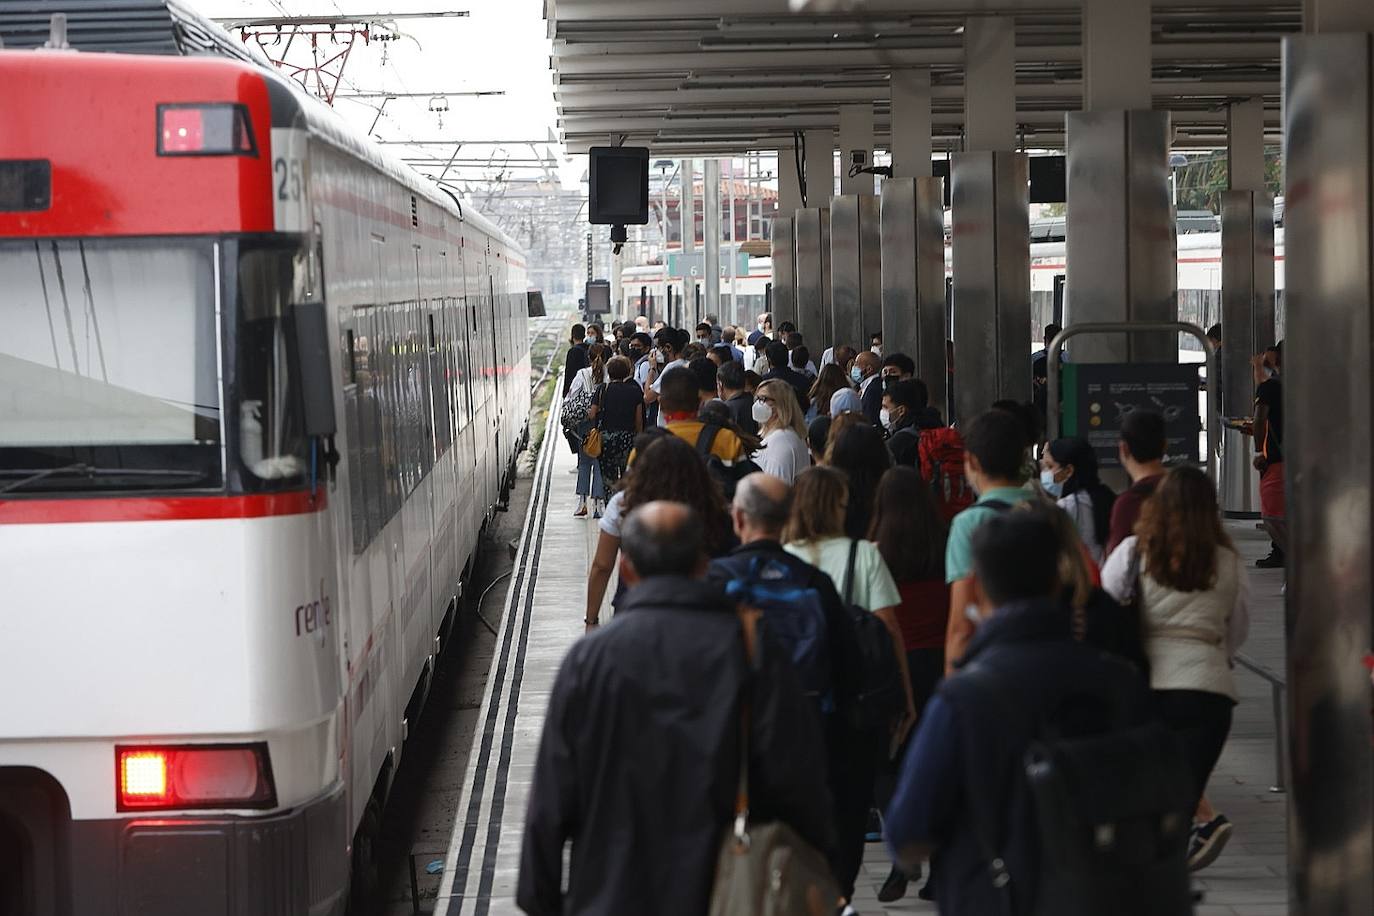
[722,555,834,712]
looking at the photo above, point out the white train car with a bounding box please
[619,257,774,327]
[0,4,528,914]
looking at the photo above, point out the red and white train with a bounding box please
[0,5,528,914]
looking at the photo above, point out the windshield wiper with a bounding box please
[0,464,209,495]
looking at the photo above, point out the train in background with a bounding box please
[0,3,528,914]
[616,221,1286,356]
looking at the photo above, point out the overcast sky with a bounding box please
[193,0,582,189]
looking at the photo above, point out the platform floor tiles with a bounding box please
[436,425,1290,916]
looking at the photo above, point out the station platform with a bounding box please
[433,394,1291,916]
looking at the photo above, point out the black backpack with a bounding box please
[960,664,1195,916]
[840,539,907,730]
[695,424,761,500]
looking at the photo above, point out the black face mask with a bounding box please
[629,347,644,361]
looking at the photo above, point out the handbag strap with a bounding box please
[732,608,760,845]
[842,538,860,605]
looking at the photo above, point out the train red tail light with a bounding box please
[157,104,257,157]
[116,744,276,811]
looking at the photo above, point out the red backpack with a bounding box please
[918,426,976,522]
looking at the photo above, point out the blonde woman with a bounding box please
[749,379,811,484]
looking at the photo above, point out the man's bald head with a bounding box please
[855,350,881,377]
[620,501,704,579]
[731,473,792,541]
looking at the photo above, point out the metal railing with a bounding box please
[1234,650,1288,793]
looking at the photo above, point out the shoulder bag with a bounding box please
[581,384,605,458]
[708,609,839,916]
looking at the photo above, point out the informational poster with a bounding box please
[1063,363,1202,467]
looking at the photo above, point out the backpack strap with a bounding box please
[979,499,1014,513]
[696,423,722,456]
[843,538,860,605]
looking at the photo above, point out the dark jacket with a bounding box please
[887,406,945,467]
[762,365,812,414]
[562,340,589,395]
[859,373,883,426]
[517,576,834,916]
[723,391,759,437]
[884,598,1149,916]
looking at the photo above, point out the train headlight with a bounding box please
[116,744,276,811]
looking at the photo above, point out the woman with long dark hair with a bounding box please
[783,466,914,912]
[1041,436,1117,564]
[1101,466,1250,871]
[868,466,948,902]
[583,433,732,628]
[596,355,643,489]
[821,414,891,539]
[806,363,852,423]
[567,342,611,517]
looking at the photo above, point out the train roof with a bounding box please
[0,0,516,253]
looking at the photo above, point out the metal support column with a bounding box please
[795,207,832,350]
[880,177,946,406]
[703,158,721,329]
[804,129,835,206]
[951,15,1026,421]
[951,152,1030,422]
[830,194,881,352]
[1219,97,1275,517]
[771,216,797,331]
[839,104,875,196]
[778,144,802,215]
[1064,110,1176,362]
[1283,24,1374,915]
[890,69,932,180]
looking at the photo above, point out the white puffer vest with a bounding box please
[1139,547,1242,700]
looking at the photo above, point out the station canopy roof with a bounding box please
[544,0,1295,155]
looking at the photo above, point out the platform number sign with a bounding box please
[270,128,310,233]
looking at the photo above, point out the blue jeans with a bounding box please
[576,449,604,500]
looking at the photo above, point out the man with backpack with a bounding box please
[707,473,874,909]
[885,512,1192,916]
[884,379,945,466]
[942,409,1037,673]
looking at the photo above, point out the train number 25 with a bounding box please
[274,157,304,202]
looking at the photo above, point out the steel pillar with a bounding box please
[1064,110,1177,363]
[777,144,803,215]
[950,151,1030,423]
[1283,28,1374,915]
[839,104,875,195]
[795,207,832,350]
[880,176,946,408]
[771,216,797,331]
[890,69,933,180]
[681,159,695,256]
[703,158,721,328]
[963,17,1015,153]
[829,195,882,351]
[804,129,835,206]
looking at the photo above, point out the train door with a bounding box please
[487,267,501,501]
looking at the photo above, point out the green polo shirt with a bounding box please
[944,487,1036,583]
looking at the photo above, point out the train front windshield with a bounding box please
[0,236,313,495]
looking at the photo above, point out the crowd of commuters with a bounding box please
[522,313,1272,916]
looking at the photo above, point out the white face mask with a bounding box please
[879,408,892,430]
[1040,468,1064,498]
[751,400,773,424]
[871,345,883,357]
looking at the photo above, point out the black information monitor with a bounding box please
[588,147,649,225]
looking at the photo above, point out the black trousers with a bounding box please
[873,648,945,812]
[827,722,879,900]
[1151,688,1235,807]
